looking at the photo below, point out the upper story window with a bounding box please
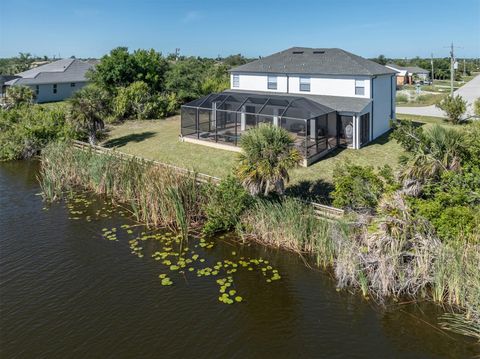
[53,84,57,94]
[70,83,76,87]
[355,80,365,96]
[232,74,240,88]
[35,85,39,95]
[299,77,310,92]
[267,75,277,90]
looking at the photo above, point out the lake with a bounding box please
[0,161,477,358]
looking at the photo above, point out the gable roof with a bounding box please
[405,66,429,74]
[5,58,94,86]
[386,63,429,75]
[230,47,396,76]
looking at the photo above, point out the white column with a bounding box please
[212,102,217,130]
[354,115,361,149]
[273,108,279,127]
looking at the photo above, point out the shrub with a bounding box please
[0,105,77,160]
[396,93,408,103]
[436,95,467,124]
[202,176,252,235]
[332,162,385,211]
[4,85,35,108]
[114,81,154,120]
[474,98,480,116]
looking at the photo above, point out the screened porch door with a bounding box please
[360,113,370,146]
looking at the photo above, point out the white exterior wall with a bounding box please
[371,74,394,139]
[30,81,88,103]
[231,73,288,93]
[288,75,371,98]
[231,73,370,98]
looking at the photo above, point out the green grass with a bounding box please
[102,114,451,200]
[396,93,445,107]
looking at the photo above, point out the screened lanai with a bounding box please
[181,91,340,162]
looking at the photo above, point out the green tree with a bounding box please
[165,57,207,103]
[114,81,154,120]
[4,85,35,108]
[88,47,168,92]
[68,85,110,145]
[436,95,467,124]
[236,124,301,196]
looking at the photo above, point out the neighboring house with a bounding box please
[405,66,430,81]
[181,47,396,166]
[386,63,409,86]
[0,75,20,97]
[386,63,430,85]
[4,58,94,103]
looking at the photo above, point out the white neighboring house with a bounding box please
[386,63,430,85]
[181,47,396,166]
[4,58,95,103]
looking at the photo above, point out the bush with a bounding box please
[332,162,385,211]
[4,85,35,108]
[114,81,154,120]
[0,105,77,160]
[436,95,467,124]
[474,98,480,116]
[396,93,408,103]
[202,176,252,235]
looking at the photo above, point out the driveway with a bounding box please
[397,74,480,118]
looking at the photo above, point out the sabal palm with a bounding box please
[69,85,110,145]
[237,124,301,196]
[402,125,464,182]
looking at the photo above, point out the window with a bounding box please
[299,77,310,92]
[35,85,39,96]
[267,75,277,90]
[355,80,365,95]
[70,83,76,87]
[53,84,57,94]
[232,74,239,88]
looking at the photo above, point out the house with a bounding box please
[4,58,95,103]
[386,63,430,85]
[385,63,410,86]
[181,47,396,166]
[405,66,430,81]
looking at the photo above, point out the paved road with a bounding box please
[397,74,480,118]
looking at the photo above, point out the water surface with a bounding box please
[0,161,477,358]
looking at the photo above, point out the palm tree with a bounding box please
[401,125,465,194]
[236,124,301,196]
[68,85,110,145]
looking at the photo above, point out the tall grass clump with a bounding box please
[239,197,348,267]
[40,141,207,235]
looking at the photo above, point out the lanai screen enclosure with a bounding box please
[181,92,349,165]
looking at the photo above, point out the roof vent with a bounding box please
[313,50,325,54]
[292,51,304,54]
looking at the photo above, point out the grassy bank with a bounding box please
[40,141,207,236]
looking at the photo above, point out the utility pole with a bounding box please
[174,48,180,62]
[450,42,455,96]
[430,53,434,85]
[463,58,466,77]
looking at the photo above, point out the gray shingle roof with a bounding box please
[230,47,396,76]
[5,58,94,85]
[225,89,371,113]
[386,63,429,75]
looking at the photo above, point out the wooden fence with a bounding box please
[71,140,344,219]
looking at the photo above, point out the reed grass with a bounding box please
[239,197,348,268]
[40,141,208,235]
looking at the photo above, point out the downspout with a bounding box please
[371,76,376,141]
[286,74,289,93]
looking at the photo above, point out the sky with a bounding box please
[0,0,479,59]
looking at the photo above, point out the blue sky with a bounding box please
[1,0,479,59]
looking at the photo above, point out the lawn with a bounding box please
[102,114,447,201]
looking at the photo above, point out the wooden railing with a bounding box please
[71,140,344,219]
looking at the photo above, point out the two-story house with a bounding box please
[181,47,396,166]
